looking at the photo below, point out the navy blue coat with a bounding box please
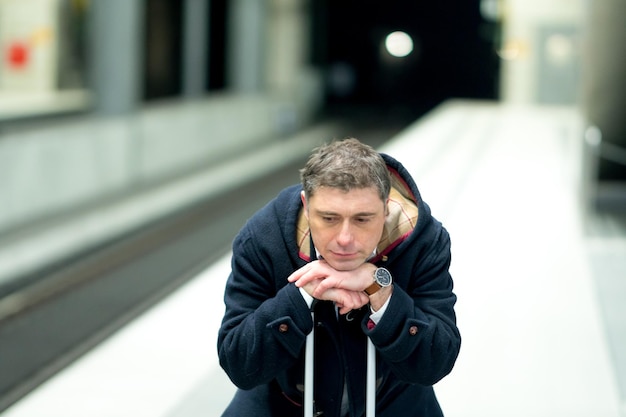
[218,154,460,417]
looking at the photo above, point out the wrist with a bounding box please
[364,266,393,296]
[368,284,393,312]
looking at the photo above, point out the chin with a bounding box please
[326,257,364,272]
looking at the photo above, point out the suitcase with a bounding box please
[304,310,376,417]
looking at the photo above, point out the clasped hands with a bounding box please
[287,260,377,315]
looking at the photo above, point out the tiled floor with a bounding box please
[2,100,624,417]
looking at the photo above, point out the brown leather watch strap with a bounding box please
[364,281,382,295]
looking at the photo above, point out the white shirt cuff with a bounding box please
[369,295,391,324]
[299,287,314,308]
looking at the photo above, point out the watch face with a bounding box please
[375,268,392,286]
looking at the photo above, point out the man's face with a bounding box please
[302,186,387,271]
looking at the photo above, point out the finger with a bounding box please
[337,296,357,315]
[344,291,369,313]
[287,270,301,283]
[295,264,329,288]
[311,277,335,297]
[293,270,316,288]
[337,295,359,315]
[358,292,370,306]
[287,262,313,283]
[325,289,363,315]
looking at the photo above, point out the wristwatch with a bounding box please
[364,267,393,295]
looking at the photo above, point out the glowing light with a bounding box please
[385,31,413,58]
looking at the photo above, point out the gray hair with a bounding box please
[300,138,390,202]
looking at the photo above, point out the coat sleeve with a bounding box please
[217,225,312,390]
[363,219,461,386]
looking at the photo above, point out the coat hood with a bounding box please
[296,153,421,263]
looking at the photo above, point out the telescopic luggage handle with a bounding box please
[304,311,314,417]
[304,311,376,417]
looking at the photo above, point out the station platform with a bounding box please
[2,100,624,417]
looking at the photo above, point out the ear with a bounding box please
[300,191,309,218]
[385,198,390,217]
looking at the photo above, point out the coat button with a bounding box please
[409,325,418,336]
[279,323,289,333]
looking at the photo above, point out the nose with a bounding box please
[336,220,353,247]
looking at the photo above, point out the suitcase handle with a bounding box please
[304,311,376,417]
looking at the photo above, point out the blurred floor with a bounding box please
[390,101,624,417]
[2,100,625,417]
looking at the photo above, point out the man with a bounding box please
[218,138,460,416]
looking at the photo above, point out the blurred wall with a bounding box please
[499,0,626,182]
[0,0,322,238]
[581,0,626,181]
[498,0,583,105]
[0,0,60,91]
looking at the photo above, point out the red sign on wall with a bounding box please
[6,40,29,69]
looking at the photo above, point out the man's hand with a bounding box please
[287,260,375,314]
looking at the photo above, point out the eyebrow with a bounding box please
[314,210,378,217]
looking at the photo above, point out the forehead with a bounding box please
[307,186,385,214]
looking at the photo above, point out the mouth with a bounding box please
[329,251,358,259]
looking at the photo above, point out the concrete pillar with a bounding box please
[265,0,309,96]
[88,0,144,115]
[226,0,265,92]
[182,0,209,98]
[264,0,322,127]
